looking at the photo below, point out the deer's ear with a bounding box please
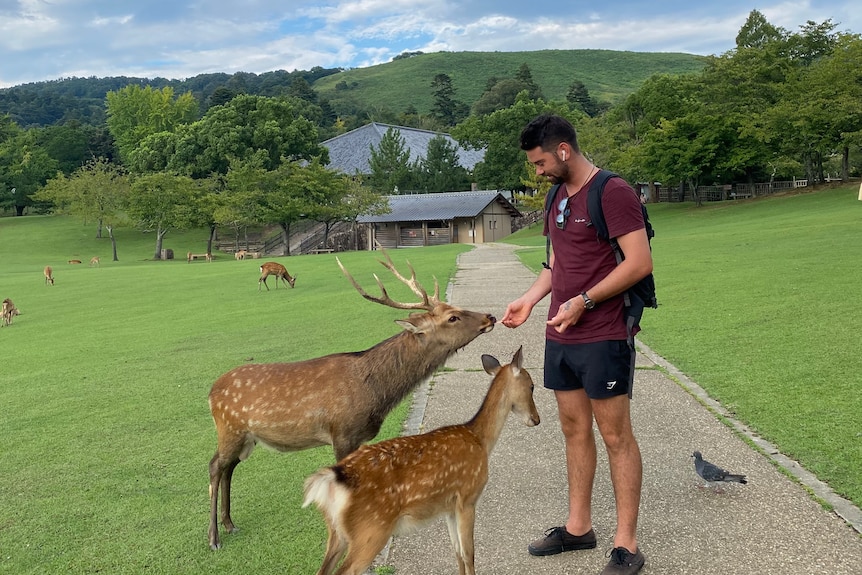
[395,319,422,333]
[481,354,501,375]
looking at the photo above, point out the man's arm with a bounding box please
[584,227,653,304]
[502,257,553,328]
[546,228,652,333]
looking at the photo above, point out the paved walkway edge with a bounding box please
[636,339,862,534]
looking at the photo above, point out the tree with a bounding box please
[217,157,269,251]
[259,161,316,256]
[736,9,786,48]
[517,159,553,212]
[207,86,240,109]
[367,127,412,193]
[430,74,467,127]
[297,160,354,248]
[127,172,200,259]
[340,176,390,250]
[105,85,198,164]
[416,135,470,193]
[454,95,580,190]
[639,112,731,205]
[33,158,130,259]
[287,77,318,103]
[472,79,530,116]
[565,80,606,118]
[515,63,543,101]
[0,128,59,215]
[132,95,327,178]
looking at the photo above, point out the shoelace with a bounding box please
[606,547,631,565]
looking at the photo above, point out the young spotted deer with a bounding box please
[44,266,54,285]
[2,298,20,326]
[303,346,540,575]
[208,250,496,550]
[258,261,295,291]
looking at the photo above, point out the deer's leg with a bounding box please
[332,435,365,462]
[317,523,348,575]
[220,458,241,533]
[455,501,477,575]
[208,451,226,550]
[333,524,391,575]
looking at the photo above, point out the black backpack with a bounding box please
[543,170,658,336]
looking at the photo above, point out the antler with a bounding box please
[337,246,442,311]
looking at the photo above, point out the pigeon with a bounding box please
[692,451,747,490]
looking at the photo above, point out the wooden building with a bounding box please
[357,191,522,249]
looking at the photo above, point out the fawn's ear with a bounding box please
[511,346,524,370]
[481,354,501,375]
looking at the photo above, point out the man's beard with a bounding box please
[546,161,570,185]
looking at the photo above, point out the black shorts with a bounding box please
[544,339,635,399]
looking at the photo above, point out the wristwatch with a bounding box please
[581,292,596,310]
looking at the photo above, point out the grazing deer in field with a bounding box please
[2,298,20,326]
[303,347,540,575]
[44,266,54,286]
[234,250,247,260]
[90,256,100,267]
[208,250,496,550]
[258,261,296,291]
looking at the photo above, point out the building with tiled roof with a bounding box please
[357,191,521,249]
[322,122,485,175]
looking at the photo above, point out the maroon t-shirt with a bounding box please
[543,175,645,344]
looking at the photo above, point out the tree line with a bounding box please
[1,10,859,258]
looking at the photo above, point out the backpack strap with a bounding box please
[586,169,621,253]
[542,183,562,270]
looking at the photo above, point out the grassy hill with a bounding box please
[314,49,707,116]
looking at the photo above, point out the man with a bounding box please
[502,114,652,575]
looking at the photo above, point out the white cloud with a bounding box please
[0,0,859,87]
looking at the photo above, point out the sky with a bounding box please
[1,1,859,88]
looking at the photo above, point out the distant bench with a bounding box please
[187,252,213,263]
[311,248,335,255]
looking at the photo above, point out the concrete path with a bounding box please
[381,242,861,575]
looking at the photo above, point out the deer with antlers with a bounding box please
[208,250,496,550]
[258,261,296,291]
[303,346,539,575]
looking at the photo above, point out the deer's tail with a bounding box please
[303,467,352,531]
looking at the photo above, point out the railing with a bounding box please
[656,179,810,203]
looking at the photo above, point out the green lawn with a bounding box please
[2,184,860,574]
[0,216,471,574]
[504,184,862,509]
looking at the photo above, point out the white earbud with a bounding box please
[561,151,566,161]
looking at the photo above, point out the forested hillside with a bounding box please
[0,50,704,128]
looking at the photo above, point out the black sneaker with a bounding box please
[527,526,597,556]
[600,546,645,575]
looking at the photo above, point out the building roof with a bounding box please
[358,191,521,223]
[322,122,485,175]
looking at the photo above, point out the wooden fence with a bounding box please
[657,178,809,203]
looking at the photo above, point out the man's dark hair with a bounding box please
[519,114,580,153]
